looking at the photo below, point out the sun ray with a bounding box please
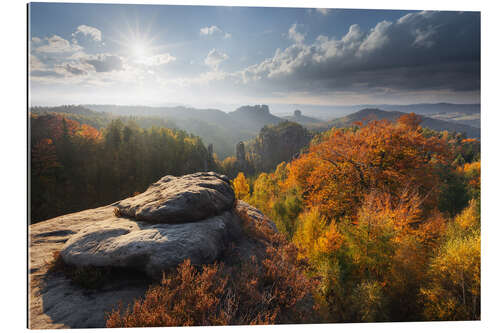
[107,16,165,61]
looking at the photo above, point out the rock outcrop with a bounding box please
[116,172,234,224]
[246,121,311,172]
[60,211,240,279]
[29,172,276,329]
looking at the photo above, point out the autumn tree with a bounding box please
[232,172,250,200]
[286,116,452,221]
[420,199,480,321]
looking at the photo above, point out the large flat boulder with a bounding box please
[116,172,235,224]
[60,211,241,279]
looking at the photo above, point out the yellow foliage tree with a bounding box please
[460,161,481,199]
[420,200,480,320]
[420,233,480,320]
[232,172,250,200]
[292,207,343,261]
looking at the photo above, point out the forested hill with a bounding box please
[30,105,112,129]
[84,104,284,158]
[85,104,283,133]
[29,105,177,131]
[227,105,283,131]
[85,104,233,128]
[31,105,480,161]
[323,108,480,138]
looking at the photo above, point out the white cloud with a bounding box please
[35,35,82,53]
[29,55,45,71]
[31,37,42,44]
[358,20,391,55]
[200,25,231,39]
[288,24,305,44]
[316,8,331,15]
[73,25,102,42]
[200,25,222,36]
[136,53,176,66]
[204,49,228,69]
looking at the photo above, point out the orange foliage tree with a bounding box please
[287,114,452,221]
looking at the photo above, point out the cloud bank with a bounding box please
[29,10,480,106]
[236,11,479,96]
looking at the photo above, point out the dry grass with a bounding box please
[113,207,122,218]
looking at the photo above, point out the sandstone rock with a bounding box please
[116,172,235,224]
[246,121,311,171]
[60,211,242,279]
[28,172,277,329]
[29,205,149,329]
[237,200,278,233]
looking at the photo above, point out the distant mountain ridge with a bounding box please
[326,108,480,138]
[32,104,480,160]
[282,110,322,125]
[81,104,288,159]
[228,105,283,131]
[271,103,480,127]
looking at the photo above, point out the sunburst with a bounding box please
[109,18,163,62]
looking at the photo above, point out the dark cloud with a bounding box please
[62,63,87,75]
[85,54,123,72]
[237,11,480,95]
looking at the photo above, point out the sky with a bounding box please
[28,2,480,110]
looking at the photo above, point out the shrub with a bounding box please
[106,260,230,327]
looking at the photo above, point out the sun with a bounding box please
[111,21,160,61]
[130,40,149,59]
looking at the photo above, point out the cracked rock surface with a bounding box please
[116,172,235,223]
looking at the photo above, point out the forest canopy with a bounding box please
[235,114,480,322]
[30,110,480,323]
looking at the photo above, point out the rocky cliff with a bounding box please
[246,121,312,172]
[28,172,278,329]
